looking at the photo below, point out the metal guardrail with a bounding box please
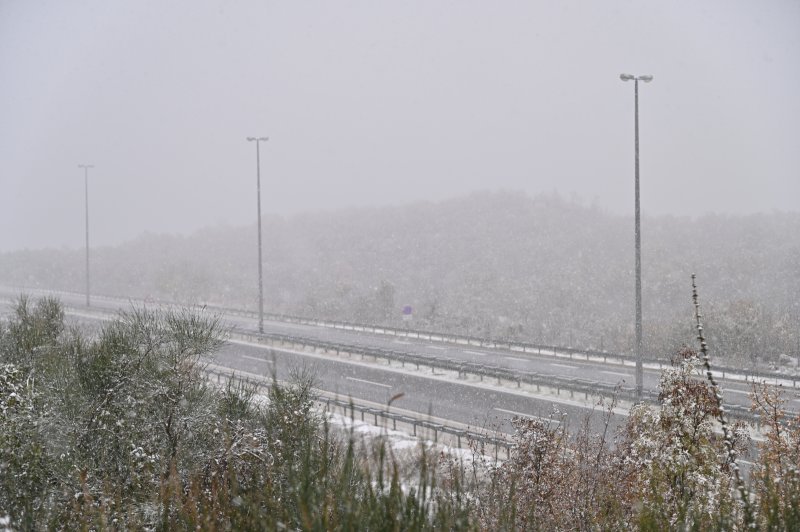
[35,299,789,426]
[230,331,770,426]
[33,286,798,388]
[204,365,513,459]
[237,314,800,389]
[48,300,789,426]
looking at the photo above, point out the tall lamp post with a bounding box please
[620,73,653,402]
[246,137,268,334]
[78,164,94,307]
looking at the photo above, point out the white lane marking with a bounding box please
[602,370,630,378]
[428,346,447,350]
[494,407,561,423]
[551,363,577,370]
[465,350,488,356]
[346,376,392,389]
[722,388,750,396]
[504,356,528,362]
[393,340,411,345]
[241,355,273,363]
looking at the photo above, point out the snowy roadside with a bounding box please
[327,410,499,462]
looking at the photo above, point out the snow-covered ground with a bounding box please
[325,410,496,466]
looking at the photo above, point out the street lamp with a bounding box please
[620,73,653,402]
[246,137,268,334]
[78,164,94,307]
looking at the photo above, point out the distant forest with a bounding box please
[2,191,798,366]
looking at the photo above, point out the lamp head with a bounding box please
[620,73,634,81]
[639,75,654,83]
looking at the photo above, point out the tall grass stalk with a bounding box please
[691,273,755,529]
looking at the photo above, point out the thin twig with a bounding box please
[691,274,755,528]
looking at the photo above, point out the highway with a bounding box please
[2,286,798,440]
[215,338,626,437]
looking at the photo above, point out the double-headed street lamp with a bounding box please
[78,164,94,307]
[620,73,653,402]
[246,137,268,334]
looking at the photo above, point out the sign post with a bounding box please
[402,305,413,325]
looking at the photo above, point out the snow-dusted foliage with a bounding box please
[0,296,231,527]
[471,349,760,530]
[0,297,64,528]
[2,295,799,529]
[0,296,475,528]
[467,399,631,530]
[622,349,750,528]
[0,362,47,529]
[750,381,800,526]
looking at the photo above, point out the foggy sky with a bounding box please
[1,0,798,251]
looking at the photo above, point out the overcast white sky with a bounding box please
[1,0,798,251]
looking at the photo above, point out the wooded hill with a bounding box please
[2,191,798,365]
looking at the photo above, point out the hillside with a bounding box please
[2,190,798,364]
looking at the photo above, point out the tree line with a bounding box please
[2,191,798,367]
